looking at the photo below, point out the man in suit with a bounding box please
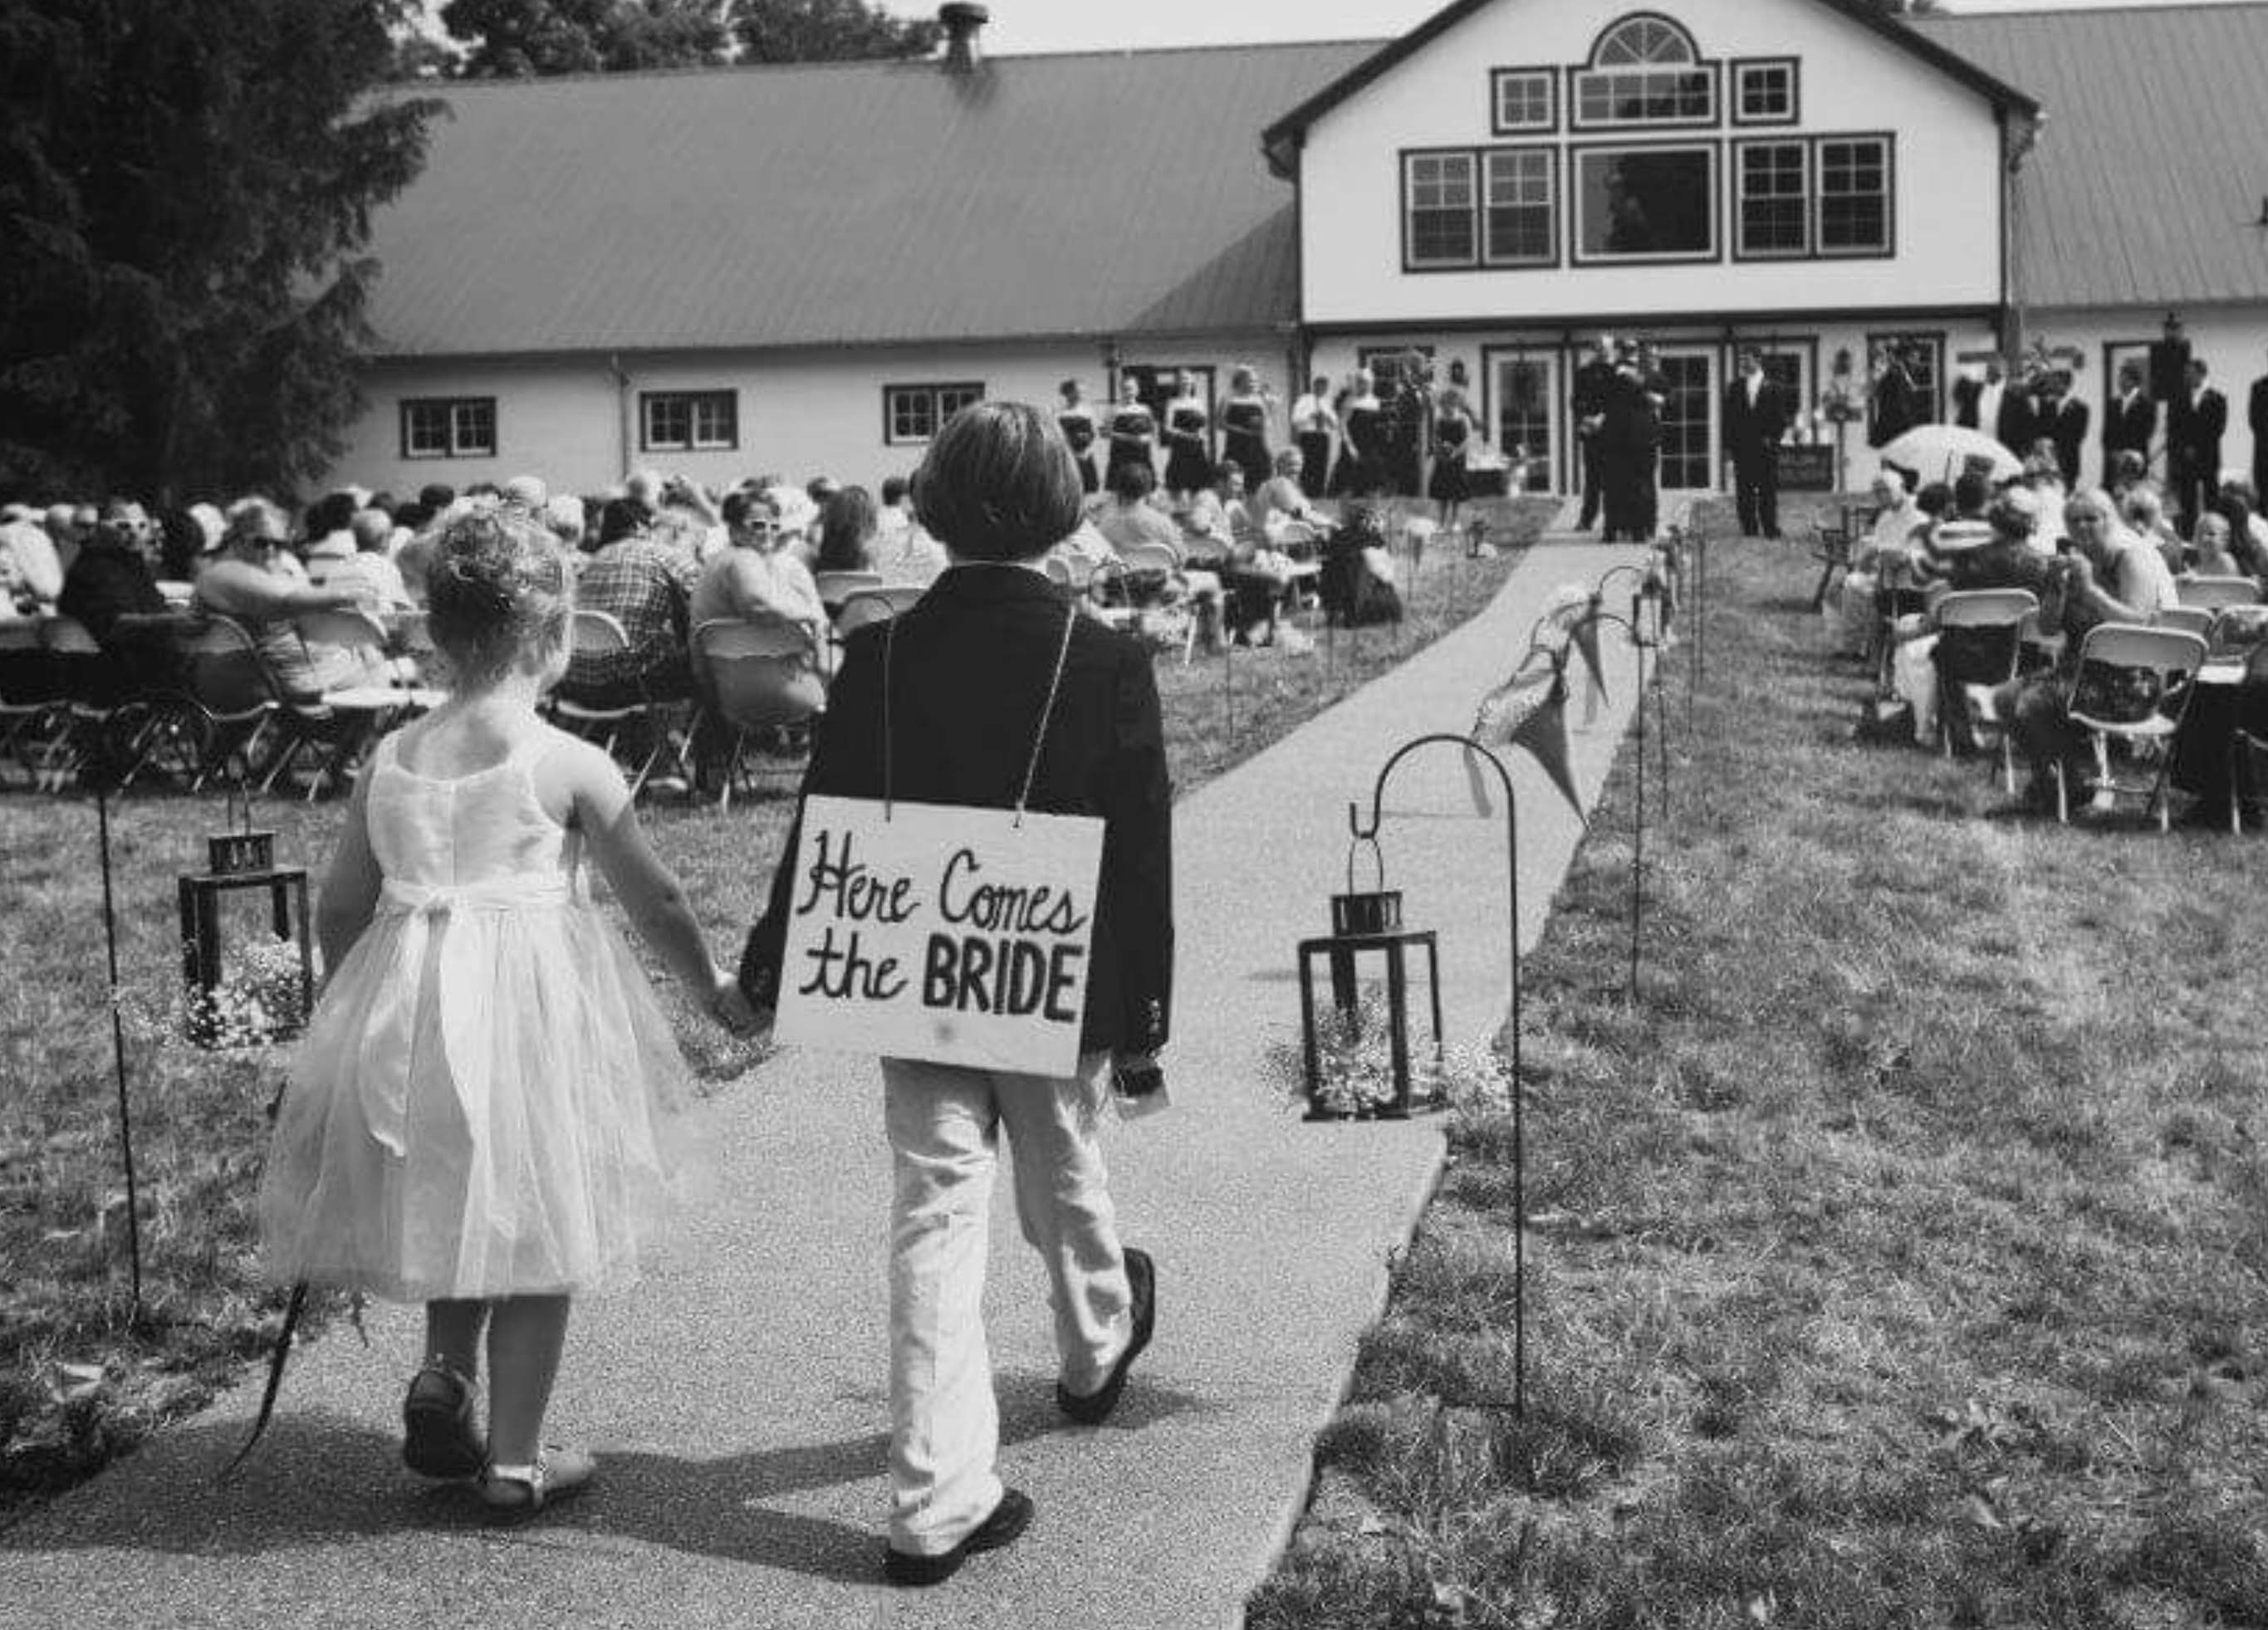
[2169,357,2228,536]
[2103,359,2157,477]
[2250,347,2268,502]
[1571,335,1615,531]
[1722,347,1790,539]
[2040,371,2089,490]
[1953,356,2035,455]
[739,402,1170,1586]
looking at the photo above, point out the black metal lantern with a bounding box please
[1295,839,1443,1120]
[179,830,315,1050]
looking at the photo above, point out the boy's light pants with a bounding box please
[879,1053,1134,1557]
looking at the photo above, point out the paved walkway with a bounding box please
[1,536,1650,1630]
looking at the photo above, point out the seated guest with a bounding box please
[1093,459,1184,559]
[300,492,360,584]
[316,508,413,609]
[874,476,915,551]
[2122,486,2185,575]
[1046,516,1121,591]
[877,516,949,589]
[1249,448,1327,545]
[539,494,587,555]
[0,520,54,616]
[1833,468,1925,655]
[1182,462,1253,564]
[2219,485,2268,577]
[690,491,825,634]
[58,507,167,643]
[1319,501,1403,628]
[2190,512,2246,579]
[1890,487,2054,742]
[2021,448,2068,552]
[191,497,388,704]
[1997,488,2179,808]
[557,494,699,707]
[811,485,881,586]
[42,505,91,583]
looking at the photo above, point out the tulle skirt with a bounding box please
[258,898,685,1304]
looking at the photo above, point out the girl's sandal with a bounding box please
[478,1447,595,1517]
[401,1363,486,1481]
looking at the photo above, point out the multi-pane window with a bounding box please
[1404,151,1477,267]
[1737,141,1810,257]
[1733,60,1797,124]
[1820,137,1892,253]
[884,382,986,444]
[639,389,737,452]
[1573,15,1712,127]
[1491,69,1555,134]
[400,397,496,460]
[1573,146,1717,261]
[1482,149,1554,264]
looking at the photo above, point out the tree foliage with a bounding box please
[731,0,938,66]
[439,0,939,75]
[0,1,439,502]
[439,0,729,77]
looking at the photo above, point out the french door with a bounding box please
[1486,350,1560,493]
[1652,346,1717,490]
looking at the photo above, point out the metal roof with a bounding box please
[1913,3,2268,311]
[363,42,1369,359]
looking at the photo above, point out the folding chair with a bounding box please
[691,615,826,812]
[0,619,69,786]
[2054,622,2209,830]
[295,606,438,795]
[2154,605,2217,640]
[834,585,923,638]
[2175,575,2261,612]
[1869,554,1933,698]
[2226,644,2268,833]
[549,609,687,797]
[813,570,885,613]
[1930,589,2037,791]
[174,614,286,795]
[42,614,199,791]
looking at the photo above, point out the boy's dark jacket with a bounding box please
[738,563,1173,1056]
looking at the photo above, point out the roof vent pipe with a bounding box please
[939,3,987,73]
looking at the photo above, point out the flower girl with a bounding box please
[260,505,744,1513]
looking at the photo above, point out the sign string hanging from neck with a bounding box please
[879,600,1079,829]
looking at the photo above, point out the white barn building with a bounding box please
[335,0,2268,503]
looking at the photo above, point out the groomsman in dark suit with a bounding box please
[1721,348,1790,539]
[2249,348,2268,501]
[1952,355,2033,454]
[2103,359,2157,476]
[2040,372,2089,490]
[2169,358,2228,536]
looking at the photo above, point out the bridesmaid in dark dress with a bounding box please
[1162,370,1212,503]
[1218,365,1272,492]
[1105,375,1158,489]
[1335,369,1386,498]
[1057,379,1100,495]
[1428,385,1474,531]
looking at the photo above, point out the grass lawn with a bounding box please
[1247,498,2268,1628]
[0,495,1550,1525]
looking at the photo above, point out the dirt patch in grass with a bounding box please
[1249,500,2268,1629]
[0,496,1550,1527]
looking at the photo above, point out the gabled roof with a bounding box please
[1259,0,2040,177]
[1913,3,2268,310]
[363,41,1370,360]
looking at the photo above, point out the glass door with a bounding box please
[1652,346,1717,490]
[1486,350,1560,492]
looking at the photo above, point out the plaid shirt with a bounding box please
[566,538,698,698]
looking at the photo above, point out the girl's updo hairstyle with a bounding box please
[914,400,1082,562]
[424,505,572,692]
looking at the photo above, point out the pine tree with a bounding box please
[0,0,439,501]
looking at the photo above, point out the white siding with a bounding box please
[1296,0,2007,328]
[334,336,1296,497]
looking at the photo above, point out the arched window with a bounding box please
[1573,12,1716,128]
[1590,14,1699,67]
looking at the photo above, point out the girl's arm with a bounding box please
[563,746,731,1003]
[314,767,384,982]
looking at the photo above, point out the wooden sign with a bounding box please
[775,795,1105,1074]
[1776,443,1835,492]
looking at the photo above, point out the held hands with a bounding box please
[709,974,771,1039]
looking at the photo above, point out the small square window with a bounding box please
[640,389,737,452]
[884,383,986,445]
[1734,60,1798,125]
[1491,68,1555,134]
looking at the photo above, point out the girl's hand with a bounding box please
[710,977,769,1037]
